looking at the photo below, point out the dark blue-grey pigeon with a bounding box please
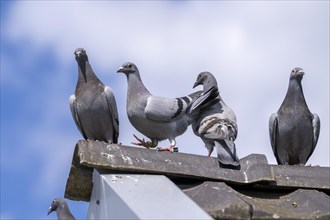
[269,67,320,165]
[190,71,240,169]
[48,198,75,220]
[117,62,202,152]
[70,48,119,143]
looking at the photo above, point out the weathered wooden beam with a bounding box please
[271,165,330,190]
[77,140,274,183]
[65,140,330,202]
[64,144,93,201]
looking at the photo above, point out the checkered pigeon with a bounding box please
[117,62,202,152]
[190,71,240,169]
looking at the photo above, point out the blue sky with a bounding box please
[1,1,329,219]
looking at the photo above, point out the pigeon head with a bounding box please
[117,62,138,75]
[47,198,66,215]
[290,67,304,81]
[193,71,218,92]
[74,48,88,63]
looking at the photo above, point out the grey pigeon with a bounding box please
[117,62,202,152]
[69,48,119,143]
[269,67,320,165]
[48,198,75,220]
[190,71,240,169]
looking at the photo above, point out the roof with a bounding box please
[65,140,330,219]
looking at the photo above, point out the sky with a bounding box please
[1,1,329,219]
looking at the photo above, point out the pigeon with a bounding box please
[117,62,202,152]
[48,198,75,220]
[69,48,119,143]
[269,67,320,165]
[190,71,240,169]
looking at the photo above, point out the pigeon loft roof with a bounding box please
[65,140,330,219]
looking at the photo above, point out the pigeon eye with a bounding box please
[127,64,132,68]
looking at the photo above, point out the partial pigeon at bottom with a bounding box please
[48,198,75,220]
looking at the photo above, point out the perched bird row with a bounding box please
[69,48,320,168]
[47,48,320,220]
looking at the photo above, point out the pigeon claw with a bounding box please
[156,146,179,153]
[132,134,156,149]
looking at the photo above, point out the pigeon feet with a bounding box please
[156,145,179,153]
[132,134,157,149]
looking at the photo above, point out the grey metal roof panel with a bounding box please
[87,170,213,220]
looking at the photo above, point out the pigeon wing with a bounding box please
[104,86,120,143]
[269,113,280,162]
[145,96,190,122]
[311,113,320,154]
[69,95,87,139]
[189,86,220,114]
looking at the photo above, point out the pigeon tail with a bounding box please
[215,139,240,169]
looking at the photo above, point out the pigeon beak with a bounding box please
[75,51,82,57]
[298,69,305,75]
[47,206,54,215]
[193,80,201,89]
[117,67,124,73]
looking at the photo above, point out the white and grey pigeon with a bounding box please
[269,67,320,165]
[117,62,202,152]
[190,71,240,169]
[48,198,75,220]
[69,48,119,143]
